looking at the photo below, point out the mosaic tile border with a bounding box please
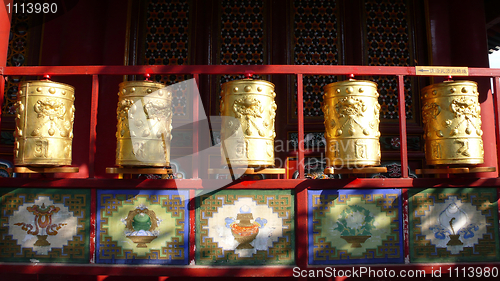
[0,188,90,263]
[97,190,189,265]
[409,188,500,263]
[309,189,403,265]
[196,189,294,265]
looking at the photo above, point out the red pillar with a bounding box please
[39,0,128,178]
[0,0,13,129]
[427,0,497,177]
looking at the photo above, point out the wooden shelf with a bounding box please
[208,167,286,175]
[324,167,388,175]
[11,166,79,174]
[416,166,496,175]
[106,167,173,174]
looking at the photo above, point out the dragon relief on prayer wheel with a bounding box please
[322,79,381,167]
[14,80,76,166]
[421,80,483,165]
[116,81,172,167]
[220,78,277,167]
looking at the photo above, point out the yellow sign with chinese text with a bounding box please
[415,66,469,76]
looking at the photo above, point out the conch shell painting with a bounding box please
[423,196,485,254]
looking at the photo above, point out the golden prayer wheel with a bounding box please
[421,80,483,165]
[220,78,277,167]
[322,79,381,167]
[14,80,76,166]
[115,81,172,167]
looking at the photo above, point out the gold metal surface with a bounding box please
[220,78,277,167]
[115,80,172,167]
[421,80,484,165]
[14,80,75,166]
[322,79,381,167]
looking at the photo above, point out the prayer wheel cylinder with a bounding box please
[220,78,277,167]
[421,80,483,165]
[322,79,381,167]
[14,80,76,166]
[116,81,172,167]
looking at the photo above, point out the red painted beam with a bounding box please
[192,74,199,179]
[468,68,500,76]
[2,65,500,77]
[0,264,293,277]
[0,0,13,135]
[402,188,410,264]
[297,74,304,179]
[0,0,12,66]
[88,75,99,178]
[494,76,500,176]
[296,185,308,269]
[0,65,418,76]
[397,75,409,178]
[1,263,500,277]
[189,189,196,265]
[2,178,500,189]
[89,189,97,264]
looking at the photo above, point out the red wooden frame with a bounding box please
[2,64,500,178]
[2,64,500,279]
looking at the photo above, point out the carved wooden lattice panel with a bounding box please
[144,0,190,117]
[365,0,413,120]
[3,8,33,115]
[294,0,339,117]
[219,0,265,86]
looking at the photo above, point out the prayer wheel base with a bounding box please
[208,167,285,175]
[12,166,79,174]
[415,166,496,175]
[324,166,387,175]
[106,167,173,175]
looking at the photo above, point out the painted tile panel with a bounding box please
[409,188,499,262]
[97,190,189,264]
[309,189,403,265]
[196,190,294,265]
[0,188,90,263]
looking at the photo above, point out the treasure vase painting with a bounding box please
[0,188,90,263]
[309,189,403,265]
[409,188,499,262]
[196,190,294,265]
[97,190,189,264]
